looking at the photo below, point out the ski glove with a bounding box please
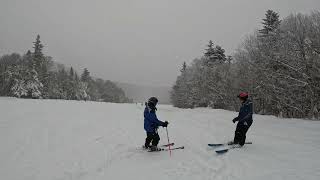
[163,121,169,127]
[232,117,238,123]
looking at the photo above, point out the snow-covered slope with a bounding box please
[1,98,319,180]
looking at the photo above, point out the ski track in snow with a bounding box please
[1,98,320,180]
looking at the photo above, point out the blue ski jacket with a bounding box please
[144,106,165,133]
[235,99,253,124]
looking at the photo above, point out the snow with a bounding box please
[1,98,320,180]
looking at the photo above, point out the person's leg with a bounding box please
[151,133,160,146]
[149,133,161,151]
[145,132,153,148]
[237,120,252,146]
[239,125,249,146]
[233,123,242,144]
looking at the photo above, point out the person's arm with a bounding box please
[232,110,241,123]
[149,113,165,126]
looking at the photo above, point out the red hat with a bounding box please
[238,92,248,98]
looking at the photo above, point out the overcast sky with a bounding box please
[0,0,319,86]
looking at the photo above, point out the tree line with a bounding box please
[0,35,132,103]
[171,10,320,119]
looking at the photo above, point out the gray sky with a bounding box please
[1,0,319,86]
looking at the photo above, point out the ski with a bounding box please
[215,145,242,154]
[148,146,184,152]
[142,143,174,150]
[161,142,174,147]
[208,143,224,147]
[161,146,184,151]
[208,142,252,147]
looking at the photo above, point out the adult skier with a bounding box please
[143,97,169,151]
[230,92,253,147]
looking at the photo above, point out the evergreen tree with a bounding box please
[204,40,216,64]
[10,65,43,98]
[204,40,215,57]
[74,72,79,82]
[214,45,227,63]
[32,35,52,98]
[69,67,74,80]
[24,50,33,68]
[66,67,76,99]
[57,67,68,99]
[33,35,44,71]
[258,10,281,36]
[81,68,90,82]
[0,53,22,95]
[171,62,192,108]
[0,36,131,103]
[181,62,187,73]
[24,68,43,98]
[256,10,282,114]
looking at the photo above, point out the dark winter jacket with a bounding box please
[144,106,165,133]
[235,99,253,124]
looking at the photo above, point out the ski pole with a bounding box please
[166,127,172,156]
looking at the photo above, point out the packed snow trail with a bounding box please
[1,98,320,180]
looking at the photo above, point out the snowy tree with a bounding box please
[258,10,281,37]
[33,35,45,73]
[181,61,187,72]
[0,53,22,95]
[214,46,227,63]
[8,65,43,98]
[171,10,320,119]
[24,68,43,98]
[78,81,89,100]
[172,42,230,109]
[81,68,90,82]
[11,79,27,98]
[0,36,131,103]
[232,11,320,119]
[171,62,193,108]
[204,40,215,63]
[69,67,74,80]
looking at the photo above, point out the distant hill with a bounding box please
[116,82,171,104]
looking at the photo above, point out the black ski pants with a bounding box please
[234,121,252,146]
[145,132,160,148]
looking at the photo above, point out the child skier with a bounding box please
[143,97,169,151]
[230,92,253,147]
